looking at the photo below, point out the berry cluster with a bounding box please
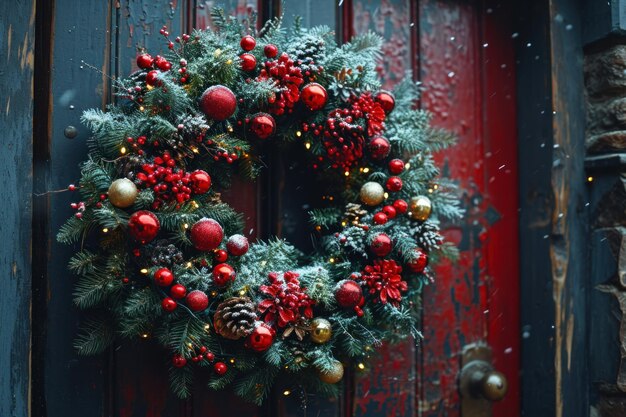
[359,259,407,306]
[258,272,315,328]
[257,53,304,116]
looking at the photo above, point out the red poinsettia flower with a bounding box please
[360,259,407,306]
[258,271,315,328]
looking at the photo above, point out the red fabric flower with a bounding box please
[258,271,315,327]
[360,259,407,306]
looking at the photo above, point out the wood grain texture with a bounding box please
[0,1,35,416]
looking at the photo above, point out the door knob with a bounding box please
[460,343,508,417]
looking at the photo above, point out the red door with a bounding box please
[38,1,519,416]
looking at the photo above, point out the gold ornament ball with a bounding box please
[360,182,385,206]
[108,178,138,208]
[409,195,432,221]
[318,360,344,384]
[310,318,332,344]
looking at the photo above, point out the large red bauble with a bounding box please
[300,83,328,111]
[240,35,256,51]
[154,267,175,286]
[226,234,249,256]
[249,113,275,139]
[373,212,388,225]
[186,290,209,312]
[246,323,275,352]
[386,176,403,192]
[190,170,212,194]
[375,90,396,114]
[213,362,228,375]
[199,85,237,121]
[161,297,178,312]
[393,199,408,214]
[154,56,171,71]
[334,280,363,309]
[388,159,405,175]
[407,248,429,273]
[136,53,153,69]
[190,218,224,251]
[264,44,278,58]
[172,354,187,368]
[368,136,391,160]
[212,263,236,286]
[370,233,392,257]
[170,284,187,299]
[240,53,257,71]
[128,210,160,243]
[382,205,397,219]
[145,70,160,86]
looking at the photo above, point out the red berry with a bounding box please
[240,35,256,51]
[386,176,403,192]
[154,268,175,286]
[264,44,278,58]
[146,70,160,86]
[214,362,228,375]
[373,212,388,225]
[137,53,154,69]
[170,284,187,299]
[214,249,228,263]
[393,199,409,214]
[154,56,171,71]
[382,205,397,219]
[213,263,236,286]
[205,352,215,362]
[240,53,257,71]
[161,297,178,312]
[186,290,209,312]
[68,184,76,191]
[388,159,405,175]
[172,354,187,368]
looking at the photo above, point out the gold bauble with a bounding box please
[310,318,332,344]
[318,360,344,384]
[359,182,385,206]
[108,178,138,208]
[409,195,432,221]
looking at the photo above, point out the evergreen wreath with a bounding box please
[58,9,462,404]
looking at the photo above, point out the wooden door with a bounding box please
[32,1,519,416]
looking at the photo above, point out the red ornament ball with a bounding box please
[172,354,187,368]
[382,205,397,219]
[190,218,224,251]
[154,267,175,286]
[300,83,328,111]
[146,70,160,86]
[226,234,249,256]
[240,35,256,51]
[249,112,276,139]
[154,56,171,71]
[386,176,403,192]
[186,290,209,312]
[170,284,187,299]
[368,137,391,160]
[375,90,396,114]
[246,323,275,352]
[200,85,237,121]
[370,233,392,257]
[189,170,211,194]
[264,44,278,58]
[161,297,178,312]
[240,53,257,71]
[373,212,388,225]
[407,248,429,273]
[393,199,408,214]
[136,53,154,69]
[388,159,405,175]
[214,362,228,375]
[128,210,160,244]
[214,249,228,263]
[334,280,363,309]
[213,263,236,286]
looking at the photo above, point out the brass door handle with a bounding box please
[461,363,508,401]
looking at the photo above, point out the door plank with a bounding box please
[0,1,35,417]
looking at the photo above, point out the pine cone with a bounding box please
[286,34,325,73]
[145,239,184,267]
[213,297,257,340]
[344,203,367,224]
[415,221,443,251]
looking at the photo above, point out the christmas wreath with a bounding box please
[58,9,462,404]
